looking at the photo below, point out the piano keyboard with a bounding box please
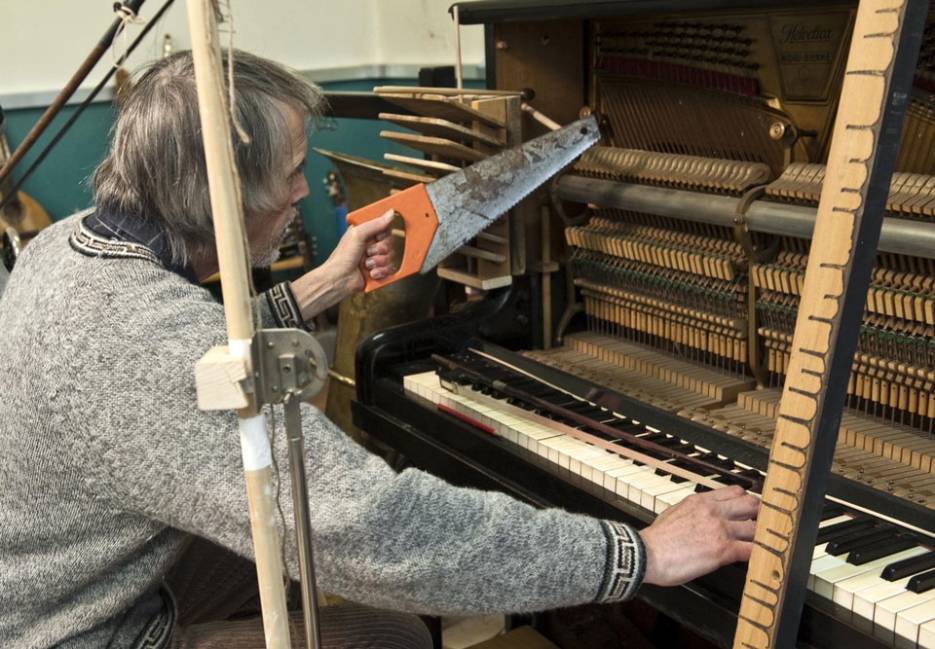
[403,364,935,648]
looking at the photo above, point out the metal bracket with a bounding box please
[732,185,780,265]
[251,328,329,405]
[2,226,21,272]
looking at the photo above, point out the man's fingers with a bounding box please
[350,210,394,240]
[719,491,760,521]
[692,486,759,520]
[366,241,393,257]
[364,253,394,270]
[727,518,758,542]
[706,484,748,501]
[724,539,755,564]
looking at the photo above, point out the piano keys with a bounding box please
[398,345,935,648]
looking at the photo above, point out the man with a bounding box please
[0,50,759,649]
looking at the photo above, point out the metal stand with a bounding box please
[253,328,330,649]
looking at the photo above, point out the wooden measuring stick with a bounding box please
[185,1,291,647]
[732,1,926,647]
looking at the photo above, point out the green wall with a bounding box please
[2,77,482,265]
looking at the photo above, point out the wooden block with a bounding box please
[466,626,559,649]
[194,346,249,410]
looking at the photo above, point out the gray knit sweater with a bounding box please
[0,214,645,649]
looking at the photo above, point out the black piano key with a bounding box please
[602,418,644,433]
[656,453,699,482]
[882,551,935,582]
[847,537,920,565]
[695,451,735,468]
[815,516,877,545]
[821,504,845,521]
[826,527,897,556]
[563,401,601,414]
[907,568,935,594]
[712,468,764,491]
[579,428,628,443]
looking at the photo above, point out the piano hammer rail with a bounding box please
[556,174,935,261]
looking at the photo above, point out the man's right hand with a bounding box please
[639,485,760,587]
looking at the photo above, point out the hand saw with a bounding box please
[345,115,601,292]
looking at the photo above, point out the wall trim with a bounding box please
[0,63,486,110]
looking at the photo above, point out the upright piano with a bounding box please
[348,1,935,646]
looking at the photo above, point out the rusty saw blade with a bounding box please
[345,114,600,291]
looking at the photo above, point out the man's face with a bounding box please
[247,107,310,268]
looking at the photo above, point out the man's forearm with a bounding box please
[290,265,352,323]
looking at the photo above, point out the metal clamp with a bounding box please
[251,328,329,405]
[733,185,779,265]
[251,327,329,649]
[2,226,21,272]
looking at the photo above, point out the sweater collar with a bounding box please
[84,209,200,285]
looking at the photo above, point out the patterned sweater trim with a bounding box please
[70,218,315,333]
[596,520,646,603]
[69,217,162,266]
[130,586,176,649]
[266,282,315,332]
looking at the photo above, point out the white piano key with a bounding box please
[568,443,607,477]
[874,590,935,644]
[589,451,630,489]
[541,435,582,470]
[919,618,935,648]
[637,468,694,511]
[853,576,915,629]
[654,482,698,512]
[832,547,930,611]
[604,461,645,500]
[628,469,675,509]
[816,546,927,602]
[895,599,935,649]
[808,554,848,591]
[614,462,665,503]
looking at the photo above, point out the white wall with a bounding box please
[0,0,485,104]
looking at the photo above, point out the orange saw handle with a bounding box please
[346,183,439,292]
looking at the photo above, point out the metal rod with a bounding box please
[556,174,935,260]
[0,0,147,188]
[453,5,463,90]
[284,394,323,649]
